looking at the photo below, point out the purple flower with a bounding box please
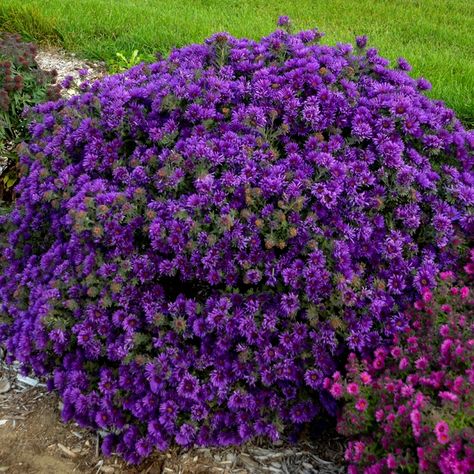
[177,374,200,400]
[277,16,291,27]
[356,35,368,49]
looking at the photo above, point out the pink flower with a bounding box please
[441,339,453,357]
[414,393,425,409]
[410,410,421,438]
[375,409,384,422]
[374,348,387,359]
[407,374,419,386]
[439,324,450,337]
[439,271,454,281]
[332,371,341,382]
[410,409,421,424]
[373,357,384,370]
[464,262,474,275]
[355,398,368,412]
[354,441,365,455]
[441,304,452,313]
[414,300,424,310]
[391,346,402,358]
[468,368,474,385]
[401,384,414,397]
[453,376,464,393]
[450,287,459,295]
[397,405,407,416]
[419,459,429,471]
[415,356,428,370]
[434,421,450,444]
[386,454,397,469]
[329,382,343,399]
[439,391,458,403]
[399,357,409,370]
[460,286,469,299]
[347,382,360,396]
[421,289,432,302]
[360,372,372,385]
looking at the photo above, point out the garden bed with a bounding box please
[0,17,472,474]
[0,367,344,474]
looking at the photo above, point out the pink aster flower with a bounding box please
[439,324,450,337]
[464,261,474,275]
[386,454,397,469]
[421,288,432,302]
[401,384,414,397]
[355,398,368,412]
[439,391,459,403]
[441,339,453,357]
[460,286,469,299]
[373,357,384,370]
[414,300,424,310]
[434,421,450,444]
[410,409,421,424]
[360,372,372,385]
[439,270,454,281]
[346,382,360,396]
[399,357,409,370]
[415,356,429,370]
[391,346,402,358]
[329,382,343,399]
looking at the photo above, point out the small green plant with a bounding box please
[107,49,155,73]
[0,32,60,199]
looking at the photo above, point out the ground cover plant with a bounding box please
[0,32,59,198]
[0,0,473,125]
[327,250,474,473]
[0,20,473,464]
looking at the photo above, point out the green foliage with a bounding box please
[107,49,155,73]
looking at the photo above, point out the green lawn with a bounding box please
[1,0,473,125]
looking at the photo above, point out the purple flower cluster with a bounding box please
[0,22,473,463]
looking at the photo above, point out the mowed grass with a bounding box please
[1,0,473,124]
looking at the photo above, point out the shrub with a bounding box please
[0,32,60,196]
[0,20,473,463]
[327,249,474,473]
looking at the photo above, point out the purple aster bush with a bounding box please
[0,21,473,463]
